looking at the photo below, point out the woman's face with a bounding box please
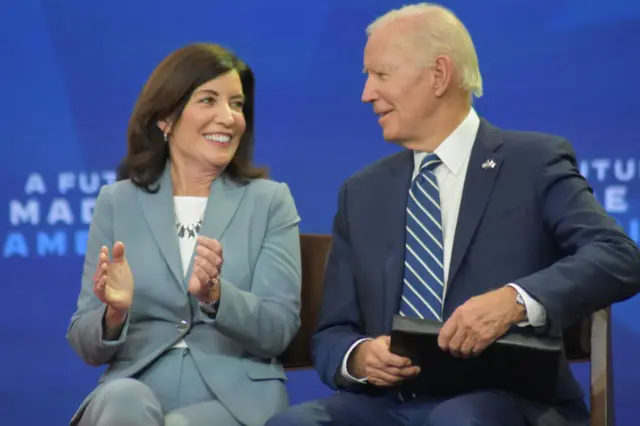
[162,70,247,172]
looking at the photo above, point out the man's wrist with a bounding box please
[506,283,547,328]
[346,340,369,379]
[503,286,526,323]
[340,338,371,384]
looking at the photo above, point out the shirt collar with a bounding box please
[413,108,480,176]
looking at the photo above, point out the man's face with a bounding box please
[362,26,437,147]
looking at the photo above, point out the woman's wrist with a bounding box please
[103,305,128,340]
[201,275,220,303]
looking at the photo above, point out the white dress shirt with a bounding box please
[172,196,208,349]
[340,108,546,383]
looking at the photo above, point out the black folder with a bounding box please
[389,315,563,403]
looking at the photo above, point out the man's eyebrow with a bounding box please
[363,64,395,73]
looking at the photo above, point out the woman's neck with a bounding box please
[170,156,220,197]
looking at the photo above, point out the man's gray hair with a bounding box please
[366,3,483,98]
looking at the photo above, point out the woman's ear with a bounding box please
[157,119,172,139]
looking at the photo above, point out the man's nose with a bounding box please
[361,78,376,103]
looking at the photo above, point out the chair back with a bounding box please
[280,234,332,369]
[563,317,591,361]
[564,309,614,426]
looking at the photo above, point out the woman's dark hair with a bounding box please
[116,43,266,192]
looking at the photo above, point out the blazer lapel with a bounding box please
[137,164,184,287]
[182,175,248,284]
[448,119,504,286]
[381,150,414,331]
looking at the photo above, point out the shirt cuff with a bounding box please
[340,338,372,383]
[507,283,547,328]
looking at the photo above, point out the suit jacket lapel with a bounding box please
[382,150,413,331]
[137,162,248,292]
[182,175,248,284]
[137,163,184,287]
[448,119,504,287]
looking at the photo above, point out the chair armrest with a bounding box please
[590,307,614,426]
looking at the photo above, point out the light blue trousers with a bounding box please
[78,348,241,426]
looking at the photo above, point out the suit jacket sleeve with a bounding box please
[66,184,131,366]
[201,183,302,359]
[514,138,640,330]
[311,181,369,391]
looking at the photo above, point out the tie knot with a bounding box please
[420,153,441,172]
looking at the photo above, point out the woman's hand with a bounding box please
[93,241,134,313]
[188,236,223,303]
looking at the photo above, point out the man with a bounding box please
[267,3,640,426]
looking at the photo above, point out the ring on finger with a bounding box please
[208,276,220,289]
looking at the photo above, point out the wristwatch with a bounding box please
[199,276,220,317]
[515,292,528,320]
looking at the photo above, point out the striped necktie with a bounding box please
[399,153,445,321]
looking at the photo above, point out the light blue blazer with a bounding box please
[66,165,302,426]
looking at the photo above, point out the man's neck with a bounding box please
[408,101,471,153]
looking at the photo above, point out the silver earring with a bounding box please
[164,132,169,142]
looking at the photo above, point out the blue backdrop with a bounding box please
[1,0,639,424]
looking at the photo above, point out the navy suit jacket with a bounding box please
[311,119,640,420]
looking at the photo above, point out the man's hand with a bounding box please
[348,336,420,387]
[438,286,525,358]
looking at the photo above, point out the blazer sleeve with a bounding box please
[514,138,640,330]
[310,181,369,391]
[201,183,302,359]
[66,184,131,366]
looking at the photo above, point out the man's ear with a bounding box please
[432,55,453,98]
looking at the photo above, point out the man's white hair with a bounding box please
[366,3,483,98]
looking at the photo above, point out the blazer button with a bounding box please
[177,320,189,332]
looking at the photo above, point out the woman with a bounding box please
[66,43,302,426]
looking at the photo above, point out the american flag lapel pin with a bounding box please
[481,159,496,169]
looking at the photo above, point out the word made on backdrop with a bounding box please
[3,170,116,258]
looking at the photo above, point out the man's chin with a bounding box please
[381,127,396,141]
[381,129,406,146]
